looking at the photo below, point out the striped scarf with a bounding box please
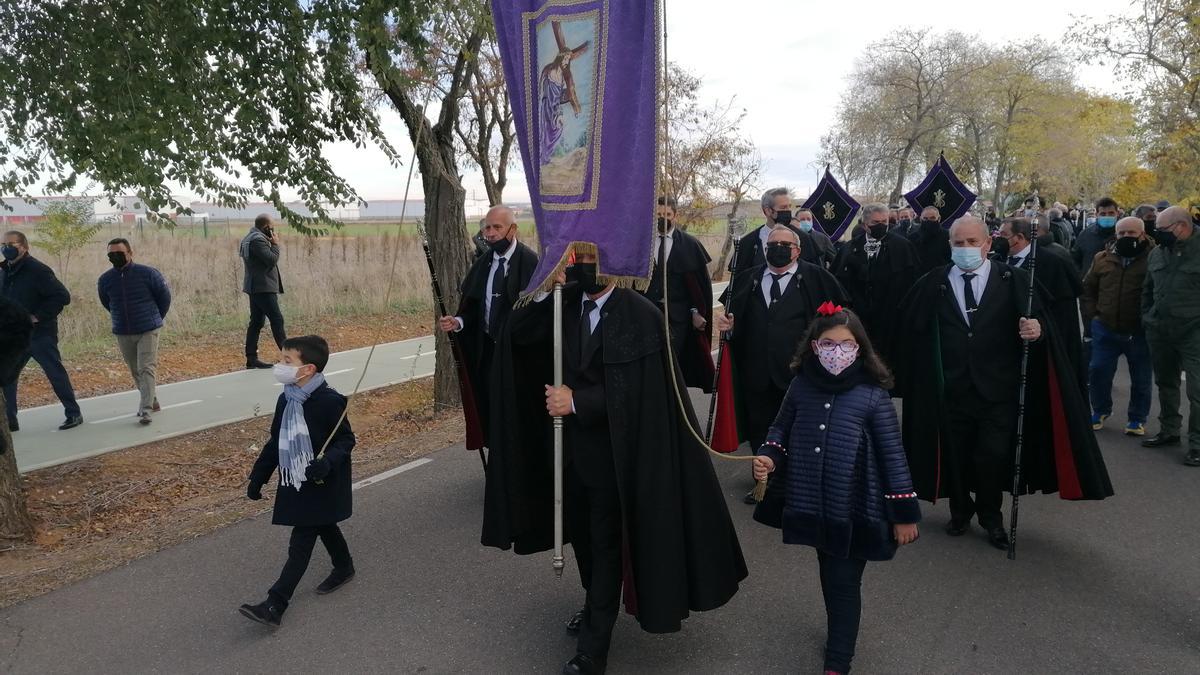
[278,372,326,490]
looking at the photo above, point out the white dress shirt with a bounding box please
[653,228,675,264]
[581,286,614,334]
[1008,244,1030,267]
[455,237,517,332]
[946,260,992,324]
[761,262,798,306]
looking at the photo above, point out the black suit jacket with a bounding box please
[936,262,1024,403]
[725,261,849,391]
[456,240,539,370]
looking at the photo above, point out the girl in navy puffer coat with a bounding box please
[753,304,921,675]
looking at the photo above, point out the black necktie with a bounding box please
[961,272,978,322]
[769,273,785,305]
[487,255,506,336]
[580,299,597,359]
[1008,255,1021,267]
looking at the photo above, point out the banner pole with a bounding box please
[552,281,565,578]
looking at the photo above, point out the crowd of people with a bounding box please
[2,192,1196,673]
[1,214,288,431]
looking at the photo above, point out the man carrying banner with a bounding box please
[892,216,1112,552]
[716,226,847,503]
[640,196,715,392]
[830,203,920,362]
[909,206,952,275]
[483,252,747,674]
[438,205,538,440]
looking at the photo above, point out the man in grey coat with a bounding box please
[240,214,287,369]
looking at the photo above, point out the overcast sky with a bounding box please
[321,0,1133,209]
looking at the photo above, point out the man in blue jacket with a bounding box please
[1,230,82,432]
[98,238,171,425]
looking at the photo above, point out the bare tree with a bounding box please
[449,37,516,205]
[711,145,762,280]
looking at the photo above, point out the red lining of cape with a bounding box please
[1047,358,1083,499]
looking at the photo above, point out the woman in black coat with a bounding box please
[753,305,920,675]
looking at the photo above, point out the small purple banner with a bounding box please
[802,168,860,241]
[491,0,659,295]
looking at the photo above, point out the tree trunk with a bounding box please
[890,140,917,206]
[0,391,34,542]
[712,200,743,281]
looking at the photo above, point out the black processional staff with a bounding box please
[418,226,488,472]
[705,217,746,441]
[1007,211,1040,561]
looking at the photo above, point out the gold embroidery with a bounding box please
[822,201,837,221]
[933,189,946,209]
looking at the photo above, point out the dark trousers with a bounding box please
[1088,319,1152,423]
[4,332,81,421]
[744,384,788,451]
[817,551,868,674]
[245,293,287,359]
[944,389,1016,530]
[268,524,353,608]
[565,454,623,663]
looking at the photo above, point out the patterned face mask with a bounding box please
[813,339,859,376]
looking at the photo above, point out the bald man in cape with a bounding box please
[892,216,1112,552]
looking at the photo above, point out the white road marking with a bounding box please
[89,400,204,425]
[352,457,433,490]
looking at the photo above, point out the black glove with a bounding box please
[247,482,263,500]
[305,456,331,481]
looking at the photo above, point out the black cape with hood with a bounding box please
[892,263,1114,503]
[642,228,715,392]
[481,287,748,634]
[831,231,920,360]
[1012,240,1086,393]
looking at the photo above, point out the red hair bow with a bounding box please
[816,301,844,316]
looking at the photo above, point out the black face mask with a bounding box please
[566,262,607,295]
[765,242,794,268]
[488,235,512,254]
[868,223,888,239]
[1114,237,1147,258]
[898,218,912,228]
[920,218,939,228]
[1143,219,1157,235]
[773,210,793,226]
[657,217,671,233]
[991,236,1011,259]
[107,252,128,268]
[1154,230,1177,248]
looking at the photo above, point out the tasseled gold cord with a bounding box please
[752,477,767,503]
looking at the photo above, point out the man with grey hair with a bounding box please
[894,216,1113,551]
[830,202,919,358]
[1047,207,1074,249]
[438,204,538,441]
[729,188,823,277]
[1141,205,1200,465]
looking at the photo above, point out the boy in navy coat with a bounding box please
[240,335,356,627]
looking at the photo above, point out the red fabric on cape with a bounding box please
[710,341,740,452]
[1047,358,1083,499]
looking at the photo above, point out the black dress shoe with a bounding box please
[246,359,273,370]
[742,490,757,505]
[58,416,83,431]
[238,600,284,627]
[945,518,969,536]
[986,526,1010,551]
[315,567,355,595]
[565,608,585,635]
[1184,449,1200,467]
[7,419,16,432]
[562,653,605,675]
[1142,433,1181,448]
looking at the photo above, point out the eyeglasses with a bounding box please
[816,339,859,352]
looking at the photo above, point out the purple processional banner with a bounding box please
[904,154,977,226]
[490,0,659,295]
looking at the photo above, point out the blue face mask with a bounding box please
[1097,216,1117,229]
[1,245,18,262]
[951,245,984,271]
[797,220,814,233]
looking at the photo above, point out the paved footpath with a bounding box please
[0,382,1196,673]
[11,283,729,474]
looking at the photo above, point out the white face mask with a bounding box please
[273,363,300,385]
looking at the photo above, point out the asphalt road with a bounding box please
[10,284,729,474]
[1,376,1197,674]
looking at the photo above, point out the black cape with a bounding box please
[1011,242,1085,393]
[831,231,920,359]
[892,265,1114,503]
[482,288,748,633]
[642,229,715,392]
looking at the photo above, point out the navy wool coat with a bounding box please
[249,383,355,527]
[754,374,921,561]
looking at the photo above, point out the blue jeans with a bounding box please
[1088,319,1152,423]
[4,331,81,421]
[818,551,868,673]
